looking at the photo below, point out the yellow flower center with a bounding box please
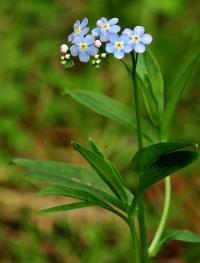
[75,27,81,34]
[79,43,88,51]
[102,23,109,31]
[132,35,140,43]
[115,41,123,49]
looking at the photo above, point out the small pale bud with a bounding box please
[61,56,65,60]
[60,44,68,53]
[94,54,100,59]
[96,58,101,64]
[101,53,107,58]
[65,54,70,59]
[92,59,96,65]
[94,40,102,48]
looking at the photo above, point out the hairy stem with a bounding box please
[128,217,140,263]
[131,52,149,263]
[148,176,171,257]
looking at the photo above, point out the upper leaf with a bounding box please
[136,50,164,126]
[161,51,200,140]
[151,229,200,257]
[130,142,199,196]
[72,142,127,202]
[64,89,158,143]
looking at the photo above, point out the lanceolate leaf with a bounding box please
[151,229,200,257]
[64,89,157,142]
[136,50,164,125]
[37,187,129,221]
[38,201,95,214]
[12,158,129,212]
[130,142,199,196]
[72,142,127,202]
[161,51,200,140]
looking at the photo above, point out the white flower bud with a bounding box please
[92,59,96,65]
[94,54,100,59]
[94,40,102,48]
[65,54,70,59]
[101,53,107,58]
[61,56,65,60]
[60,44,68,53]
[96,58,101,64]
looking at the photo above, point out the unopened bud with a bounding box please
[96,58,101,64]
[60,44,68,53]
[94,40,102,48]
[61,56,65,60]
[92,59,96,65]
[101,53,107,58]
[94,54,100,59]
[65,54,70,59]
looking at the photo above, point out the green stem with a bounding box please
[148,176,171,257]
[131,52,149,263]
[128,217,140,263]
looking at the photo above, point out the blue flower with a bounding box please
[105,34,133,59]
[70,35,98,62]
[123,26,152,53]
[92,17,120,42]
[68,18,89,42]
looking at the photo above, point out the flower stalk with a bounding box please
[130,52,149,263]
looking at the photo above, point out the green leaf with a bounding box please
[38,201,95,214]
[131,142,199,196]
[72,142,127,202]
[88,137,104,158]
[64,89,157,142]
[151,229,200,257]
[37,187,129,221]
[137,50,164,126]
[161,51,200,140]
[12,158,128,212]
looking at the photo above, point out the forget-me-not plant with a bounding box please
[14,15,200,263]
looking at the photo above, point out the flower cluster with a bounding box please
[60,17,152,68]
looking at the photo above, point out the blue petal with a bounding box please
[119,34,129,43]
[141,34,152,44]
[122,28,133,37]
[92,27,100,37]
[97,17,107,27]
[87,46,98,56]
[68,32,74,42]
[79,52,90,62]
[100,32,110,42]
[109,34,119,44]
[80,18,88,28]
[108,18,118,25]
[70,45,79,56]
[81,27,90,36]
[106,43,115,53]
[73,35,83,45]
[134,43,145,53]
[123,44,133,53]
[85,35,95,45]
[108,25,120,34]
[133,26,145,36]
[114,49,124,59]
[74,20,80,29]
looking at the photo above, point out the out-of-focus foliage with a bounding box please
[0,0,199,262]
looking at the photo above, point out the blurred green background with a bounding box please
[0,0,200,262]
